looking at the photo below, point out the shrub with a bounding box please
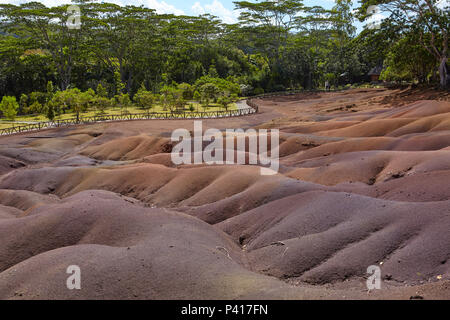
[194,76,240,96]
[26,101,45,115]
[200,83,221,107]
[96,83,108,98]
[47,103,55,121]
[0,96,19,120]
[134,85,156,111]
[193,90,201,102]
[178,83,194,100]
[252,87,264,95]
[160,85,182,112]
[217,96,232,110]
[92,96,112,115]
[19,93,28,114]
[115,93,131,114]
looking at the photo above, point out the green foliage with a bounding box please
[114,71,125,95]
[47,103,55,121]
[46,81,54,98]
[253,87,265,95]
[217,96,232,110]
[134,85,156,111]
[0,96,19,120]
[199,83,221,107]
[19,94,28,114]
[357,0,449,86]
[96,84,108,98]
[194,76,240,96]
[29,91,47,107]
[0,0,446,100]
[208,65,219,78]
[380,36,436,83]
[115,93,132,114]
[178,83,194,100]
[193,90,201,102]
[159,85,184,112]
[47,88,97,120]
[26,101,45,115]
[92,97,112,115]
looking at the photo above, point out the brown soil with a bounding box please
[0,87,449,299]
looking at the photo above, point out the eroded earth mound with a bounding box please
[0,87,449,299]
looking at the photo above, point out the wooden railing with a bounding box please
[0,106,258,136]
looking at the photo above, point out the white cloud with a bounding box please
[191,2,205,15]
[0,0,185,15]
[191,0,239,24]
[436,0,449,10]
[139,0,184,15]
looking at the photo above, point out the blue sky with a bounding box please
[1,0,338,23]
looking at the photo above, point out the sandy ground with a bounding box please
[0,87,449,300]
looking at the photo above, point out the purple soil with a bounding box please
[0,87,449,299]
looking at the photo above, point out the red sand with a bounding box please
[0,87,449,299]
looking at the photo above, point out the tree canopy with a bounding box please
[0,0,448,106]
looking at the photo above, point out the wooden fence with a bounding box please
[0,106,258,136]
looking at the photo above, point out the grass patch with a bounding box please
[1,103,238,128]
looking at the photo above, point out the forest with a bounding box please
[0,0,448,121]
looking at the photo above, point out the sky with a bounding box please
[0,0,338,24]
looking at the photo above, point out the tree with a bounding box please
[134,84,156,112]
[92,97,111,115]
[46,81,54,99]
[234,0,306,69]
[0,3,84,90]
[380,34,436,83]
[116,93,131,115]
[357,0,449,88]
[217,96,232,111]
[47,103,55,121]
[114,71,125,95]
[66,88,83,122]
[19,94,28,115]
[48,88,93,122]
[178,83,194,100]
[96,84,108,98]
[193,90,202,102]
[0,96,19,120]
[200,83,221,107]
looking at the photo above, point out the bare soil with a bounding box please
[0,87,449,299]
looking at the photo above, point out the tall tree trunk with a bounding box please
[439,57,448,89]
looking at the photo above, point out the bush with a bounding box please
[0,96,19,120]
[194,76,240,96]
[252,87,264,95]
[115,93,131,114]
[200,83,221,107]
[160,85,183,112]
[178,83,194,100]
[92,96,112,115]
[217,96,232,110]
[47,103,55,121]
[19,93,28,114]
[96,83,108,98]
[29,91,47,106]
[193,90,201,102]
[26,101,45,115]
[48,88,97,120]
[134,85,156,111]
